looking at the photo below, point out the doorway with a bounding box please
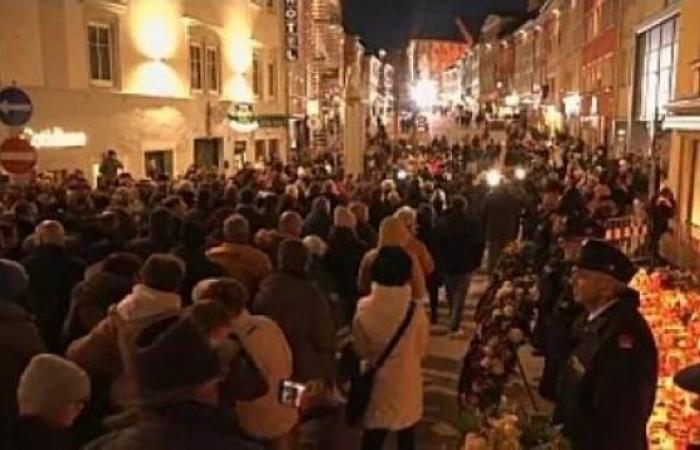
[144,150,174,179]
[194,138,222,169]
[233,140,247,169]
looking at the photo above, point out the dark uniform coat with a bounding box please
[554,289,658,450]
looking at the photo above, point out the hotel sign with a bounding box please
[285,0,299,61]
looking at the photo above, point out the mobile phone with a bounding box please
[278,380,306,408]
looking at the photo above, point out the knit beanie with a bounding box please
[17,354,90,415]
[133,315,222,401]
[334,206,356,229]
[0,258,29,303]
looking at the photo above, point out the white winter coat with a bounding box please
[352,284,429,430]
[233,311,298,440]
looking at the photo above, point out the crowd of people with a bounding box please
[0,125,678,450]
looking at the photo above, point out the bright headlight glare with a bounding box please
[486,169,502,187]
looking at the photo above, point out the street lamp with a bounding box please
[411,78,438,110]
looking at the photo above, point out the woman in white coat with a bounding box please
[352,246,430,450]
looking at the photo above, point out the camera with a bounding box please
[278,380,306,408]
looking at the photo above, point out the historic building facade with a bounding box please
[0,0,288,179]
[662,0,700,270]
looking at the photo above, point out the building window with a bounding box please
[252,55,261,98]
[637,15,679,121]
[88,22,114,85]
[268,61,278,98]
[190,43,204,91]
[206,46,220,93]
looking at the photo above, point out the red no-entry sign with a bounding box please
[0,136,37,174]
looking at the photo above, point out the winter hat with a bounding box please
[371,246,412,287]
[133,315,222,401]
[17,354,90,415]
[278,238,311,277]
[334,206,356,229]
[574,239,637,284]
[0,258,29,302]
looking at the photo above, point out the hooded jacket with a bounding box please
[67,284,181,408]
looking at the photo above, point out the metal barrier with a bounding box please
[604,215,652,263]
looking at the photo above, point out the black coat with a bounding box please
[171,245,223,305]
[302,212,332,240]
[84,402,261,450]
[63,271,134,343]
[434,208,484,275]
[356,222,378,248]
[86,238,124,265]
[325,228,368,299]
[1,416,76,450]
[369,199,393,230]
[124,237,172,261]
[21,245,86,353]
[554,290,658,450]
[236,204,262,235]
[482,187,521,243]
[537,261,583,401]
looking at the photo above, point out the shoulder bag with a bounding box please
[346,301,416,426]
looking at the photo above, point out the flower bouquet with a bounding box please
[458,407,570,450]
[461,244,540,413]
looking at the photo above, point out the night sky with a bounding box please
[342,0,530,50]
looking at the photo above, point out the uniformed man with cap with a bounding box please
[554,239,658,450]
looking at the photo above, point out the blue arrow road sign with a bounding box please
[0,87,33,127]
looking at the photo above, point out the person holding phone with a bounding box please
[352,247,429,450]
[192,278,297,450]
